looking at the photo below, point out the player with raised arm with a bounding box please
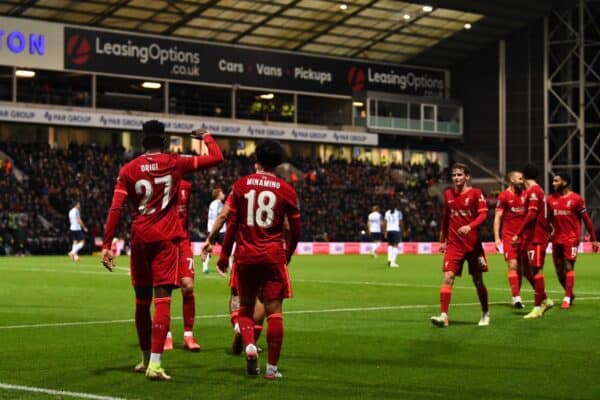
[547,173,598,309]
[367,205,383,257]
[207,139,300,379]
[512,164,553,319]
[201,188,226,274]
[493,171,527,308]
[163,178,201,352]
[100,121,223,380]
[431,163,490,328]
[67,201,87,261]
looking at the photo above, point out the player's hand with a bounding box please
[511,235,519,247]
[457,225,471,235]
[439,242,446,253]
[101,248,116,272]
[593,241,599,253]
[190,128,208,140]
[201,241,213,261]
[495,239,502,251]
[216,255,229,277]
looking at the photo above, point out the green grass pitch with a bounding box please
[1,254,599,400]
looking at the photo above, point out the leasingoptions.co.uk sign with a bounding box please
[0,104,378,146]
[0,16,64,70]
[63,26,446,98]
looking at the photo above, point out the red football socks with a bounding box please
[508,270,520,297]
[533,274,546,307]
[565,270,575,298]
[266,313,283,366]
[254,324,263,342]
[182,291,195,332]
[440,284,452,314]
[237,306,256,347]
[135,297,152,352]
[151,297,171,354]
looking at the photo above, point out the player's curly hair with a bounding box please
[142,120,166,149]
[255,139,284,170]
[554,171,571,186]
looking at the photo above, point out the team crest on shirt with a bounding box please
[465,197,470,206]
[567,200,572,207]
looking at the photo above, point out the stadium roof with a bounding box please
[0,0,564,68]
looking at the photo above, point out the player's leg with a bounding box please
[389,232,399,267]
[552,244,567,290]
[68,238,76,260]
[133,285,152,373]
[145,241,179,380]
[431,253,457,327]
[263,298,284,379]
[562,246,577,308]
[181,277,200,351]
[504,239,523,308]
[235,263,261,375]
[524,243,553,319]
[261,262,292,380]
[253,298,266,347]
[130,246,152,373]
[469,247,489,326]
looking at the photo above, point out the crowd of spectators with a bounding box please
[1,140,495,255]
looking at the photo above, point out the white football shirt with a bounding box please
[367,211,382,233]
[207,199,226,233]
[384,209,402,231]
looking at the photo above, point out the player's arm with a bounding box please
[493,209,503,247]
[439,203,449,252]
[216,218,238,276]
[513,193,538,244]
[286,215,301,265]
[77,215,88,232]
[459,193,487,235]
[182,130,224,172]
[101,180,128,271]
[578,203,598,251]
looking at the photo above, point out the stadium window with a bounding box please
[0,66,12,101]
[237,89,294,123]
[96,76,164,113]
[297,95,351,126]
[169,83,231,118]
[15,69,91,107]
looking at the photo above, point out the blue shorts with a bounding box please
[370,232,382,241]
[70,230,84,241]
[386,231,401,245]
[215,232,225,245]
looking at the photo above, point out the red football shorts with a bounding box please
[229,262,239,296]
[130,240,180,288]
[235,263,292,302]
[178,238,195,280]
[520,242,548,268]
[552,242,578,265]
[443,243,488,276]
[502,237,519,261]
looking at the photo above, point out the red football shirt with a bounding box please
[519,184,549,244]
[496,189,527,240]
[548,191,586,245]
[102,135,223,249]
[177,179,192,236]
[441,187,488,252]
[226,171,301,265]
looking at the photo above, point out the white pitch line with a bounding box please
[2,298,600,330]
[294,278,600,296]
[0,383,129,400]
